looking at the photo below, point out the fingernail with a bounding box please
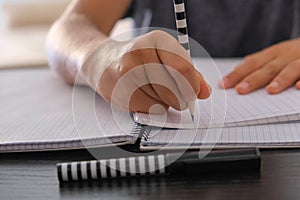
[237,82,249,91]
[218,78,230,88]
[268,81,280,89]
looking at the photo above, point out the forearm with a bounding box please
[46,11,107,85]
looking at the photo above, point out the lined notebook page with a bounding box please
[134,59,300,128]
[0,69,135,152]
[141,122,300,148]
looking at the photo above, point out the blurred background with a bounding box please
[0,0,133,69]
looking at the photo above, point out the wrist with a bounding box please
[79,38,132,90]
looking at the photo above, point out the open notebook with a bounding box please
[134,59,300,129]
[0,68,138,153]
[137,59,300,149]
[1,59,300,153]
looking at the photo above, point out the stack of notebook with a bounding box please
[0,59,299,153]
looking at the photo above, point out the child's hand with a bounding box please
[219,38,300,94]
[84,30,210,113]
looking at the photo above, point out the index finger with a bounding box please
[157,48,201,102]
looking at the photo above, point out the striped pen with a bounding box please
[57,154,167,182]
[56,149,261,183]
[172,0,195,121]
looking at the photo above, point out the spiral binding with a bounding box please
[119,123,152,152]
[131,123,152,141]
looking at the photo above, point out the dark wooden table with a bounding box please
[1,149,300,200]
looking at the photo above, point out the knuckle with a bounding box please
[274,74,287,83]
[243,55,260,67]
[241,76,252,85]
[267,43,280,52]
[265,62,277,69]
[118,51,144,77]
[148,30,170,40]
[226,69,241,79]
[146,30,178,49]
[240,72,258,85]
[243,54,255,62]
[128,43,157,63]
[174,58,194,77]
[288,60,300,71]
[117,61,130,77]
[130,36,155,51]
[265,63,280,76]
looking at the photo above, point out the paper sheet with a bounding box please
[134,59,300,129]
[0,69,136,152]
[141,122,300,148]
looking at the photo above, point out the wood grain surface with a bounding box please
[1,149,300,200]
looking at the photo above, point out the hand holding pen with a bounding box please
[92,31,210,114]
[76,0,210,115]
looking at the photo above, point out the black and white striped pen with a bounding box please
[57,154,167,182]
[57,149,261,183]
[173,0,195,121]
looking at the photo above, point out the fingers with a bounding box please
[121,48,189,111]
[235,59,287,94]
[266,60,300,94]
[121,52,162,102]
[133,30,210,103]
[129,88,169,114]
[219,60,261,89]
[219,50,275,89]
[102,62,170,114]
[144,49,210,107]
[141,49,188,111]
[218,39,300,94]
[109,30,211,113]
[145,30,202,101]
[145,64,188,111]
[156,48,201,101]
